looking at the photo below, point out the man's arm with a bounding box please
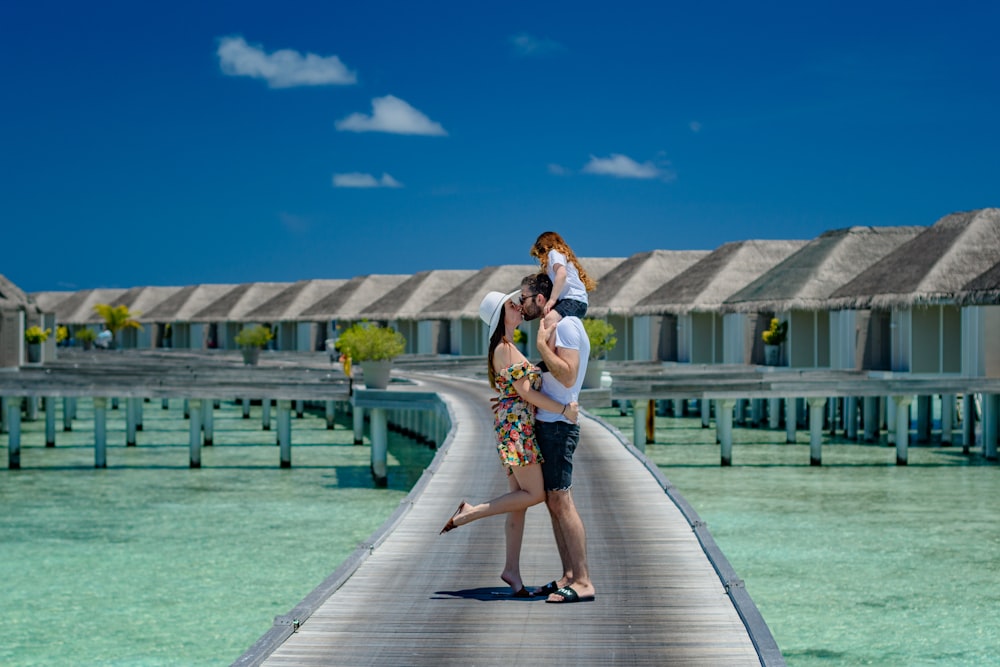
[536,317,580,388]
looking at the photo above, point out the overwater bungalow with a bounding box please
[632,240,805,364]
[243,279,347,351]
[1,274,49,367]
[190,282,292,350]
[105,285,186,349]
[586,250,709,361]
[298,274,411,347]
[723,226,924,370]
[360,270,478,354]
[420,264,537,355]
[142,284,238,349]
[827,208,1000,449]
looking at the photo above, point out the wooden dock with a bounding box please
[236,372,780,666]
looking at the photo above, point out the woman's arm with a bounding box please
[510,375,579,423]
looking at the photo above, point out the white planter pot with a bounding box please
[361,360,393,389]
[582,359,605,389]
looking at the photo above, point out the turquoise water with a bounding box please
[590,406,1000,666]
[0,399,433,666]
[4,398,998,665]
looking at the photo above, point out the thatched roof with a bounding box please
[105,285,187,323]
[633,240,806,315]
[142,284,237,322]
[190,282,292,322]
[828,208,1000,309]
[957,259,1000,305]
[421,264,538,320]
[30,291,75,314]
[243,279,347,321]
[361,270,478,321]
[580,256,629,285]
[2,274,43,313]
[298,274,411,321]
[586,250,710,317]
[721,227,925,313]
[40,288,128,324]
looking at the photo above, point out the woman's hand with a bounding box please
[564,401,580,423]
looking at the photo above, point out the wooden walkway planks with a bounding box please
[243,371,776,666]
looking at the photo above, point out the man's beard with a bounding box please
[521,302,542,321]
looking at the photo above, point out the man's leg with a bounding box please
[546,489,594,599]
[545,490,573,585]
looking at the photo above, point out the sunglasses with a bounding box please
[513,292,537,306]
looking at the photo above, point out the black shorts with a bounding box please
[536,420,580,491]
[554,299,588,319]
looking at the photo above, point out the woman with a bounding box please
[439,289,579,597]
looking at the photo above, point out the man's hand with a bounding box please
[536,316,552,352]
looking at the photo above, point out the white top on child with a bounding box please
[546,249,588,304]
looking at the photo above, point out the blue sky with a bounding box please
[3,0,998,292]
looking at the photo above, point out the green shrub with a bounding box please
[75,328,97,343]
[25,326,51,344]
[335,322,405,361]
[761,318,788,346]
[582,318,617,360]
[235,324,274,349]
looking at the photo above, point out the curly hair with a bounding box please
[529,231,597,291]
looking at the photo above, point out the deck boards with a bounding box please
[253,372,768,666]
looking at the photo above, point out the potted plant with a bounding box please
[56,325,69,347]
[92,303,142,350]
[75,328,97,350]
[24,326,51,363]
[234,324,273,365]
[581,318,617,388]
[761,318,787,366]
[334,322,406,389]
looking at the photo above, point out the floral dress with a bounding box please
[494,361,545,473]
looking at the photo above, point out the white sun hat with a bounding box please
[479,290,520,338]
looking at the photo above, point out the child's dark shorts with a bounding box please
[554,299,588,319]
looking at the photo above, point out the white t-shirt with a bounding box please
[547,250,588,304]
[536,316,590,423]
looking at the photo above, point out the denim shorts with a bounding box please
[536,420,580,491]
[554,299,588,319]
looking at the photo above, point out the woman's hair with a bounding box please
[486,324,508,390]
[529,231,597,291]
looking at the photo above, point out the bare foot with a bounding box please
[501,571,524,596]
[439,501,472,534]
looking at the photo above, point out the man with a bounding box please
[517,272,595,603]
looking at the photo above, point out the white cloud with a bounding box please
[510,32,565,57]
[335,95,447,136]
[217,36,357,88]
[582,154,666,180]
[548,163,569,176]
[333,172,403,188]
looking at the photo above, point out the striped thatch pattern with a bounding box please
[580,256,628,284]
[190,282,292,322]
[3,274,43,313]
[243,279,347,321]
[298,274,410,321]
[957,259,1000,305]
[722,226,925,313]
[106,285,186,323]
[828,208,1000,309]
[633,240,806,315]
[40,288,128,324]
[420,264,538,320]
[142,284,237,322]
[587,250,710,317]
[29,291,75,314]
[361,269,477,320]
